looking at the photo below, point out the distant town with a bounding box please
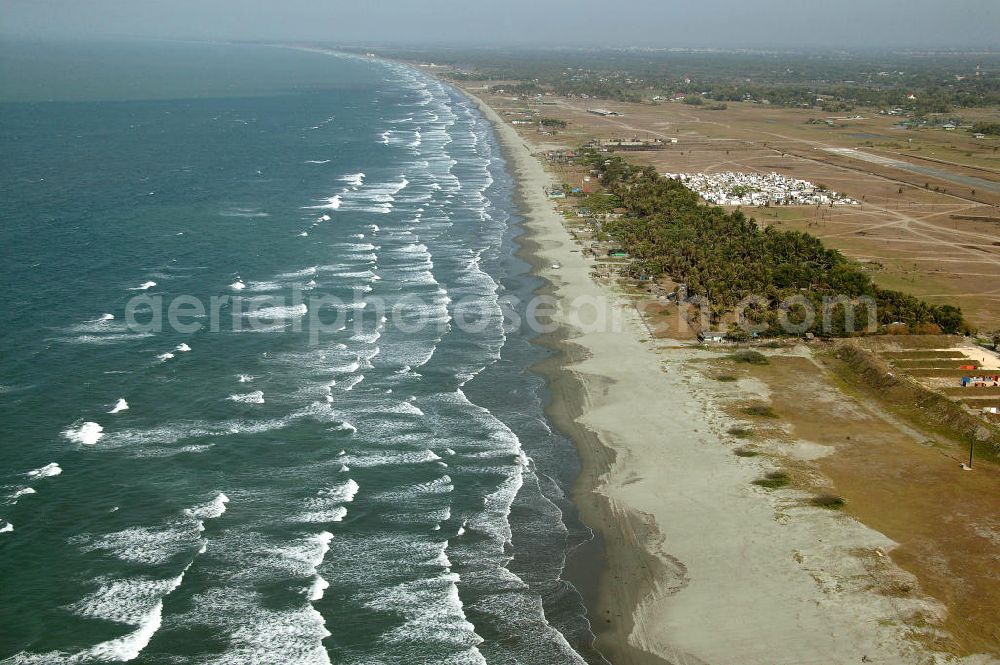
[664,171,861,207]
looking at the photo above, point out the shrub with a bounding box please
[728,426,754,438]
[743,404,779,418]
[731,350,769,365]
[753,471,790,489]
[734,447,760,457]
[715,374,738,382]
[811,494,846,509]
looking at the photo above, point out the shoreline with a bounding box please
[456,83,992,665]
[467,92,678,664]
[514,228,667,665]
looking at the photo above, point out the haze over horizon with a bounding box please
[1,0,998,50]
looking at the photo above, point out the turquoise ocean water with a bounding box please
[0,40,600,664]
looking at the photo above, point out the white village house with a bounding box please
[664,171,860,207]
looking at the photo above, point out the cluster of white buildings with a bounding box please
[664,171,860,207]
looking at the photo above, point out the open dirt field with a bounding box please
[464,83,1000,331]
[695,347,1000,658]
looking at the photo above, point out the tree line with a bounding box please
[585,153,968,337]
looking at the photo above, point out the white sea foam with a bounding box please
[131,281,157,291]
[340,172,365,188]
[156,352,175,362]
[277,266,318,279]
[245,280,283,292]
[295,506,347,524]
[339,242,377,252]
[27,462,62,479]
[97,313,115,322]
[221,208,269,218]
[320,479,359,503]
[11,487,37,501]
[303,195,342,211]
[55,571,189,663]
[109,398,129,414]
[304,159,331,164]
[332,421,356,434]
[362,571,485,658]
[345,449,441,468]
[229,391,265,405]
[238,374,255,383]
[244,303,308,320]
[350,330,381,344]
[308,576,330,602]
[0,521,11,534]
[186,493,230,520]
[64,421,104,445]
[230,280,247,291]
[74,526,199,565]
[393,401,425,417]
[173,586,333,665]
[333,358,361,374]
[58,332,156,346]
[175,343,192,353]
[341,375,364,391]
[102,404,342,451]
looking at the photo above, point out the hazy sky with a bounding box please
[1,0,998,49]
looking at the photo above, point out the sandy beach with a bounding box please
[461,90,1000,665]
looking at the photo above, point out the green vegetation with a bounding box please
[734,447,760,457]
[971,121,1000,136]
[728,426,754,438]
[587,153,968,336]
[579,192,622,214]
[731,350,769,365]
[743,404,779,418]
[405,48,1000,111]
[540,117,568,129]
[811,494,847,509]
[487,81,541,95]
[714,374,738,382]
[753,471,791,489]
